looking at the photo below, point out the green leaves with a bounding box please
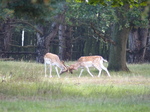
[0,0,56,22]
[70,0,149,7]
[7,0,50,19]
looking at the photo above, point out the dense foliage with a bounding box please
[0,0,149,69]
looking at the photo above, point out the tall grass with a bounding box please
[0,61,150,112]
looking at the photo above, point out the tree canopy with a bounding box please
[72,0,148,7]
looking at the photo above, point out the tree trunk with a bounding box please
[36,22,59,63]
[0,19,13,58]
[127,28,148,63]
[58,24,72,61]
[36,25,46,63]
[58,24,66,60]
[0,21,5,57]
[145,30,150,62]
[141,28,148,61]
[65,26,72,60]
[108,23,130,71]
[45,22,59,52]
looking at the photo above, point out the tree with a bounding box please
[107,4,149,71]
[65,2,115,59]
[128,28,149,63]
[0,1,14,58]
[70,0,149,71]
[0,18,13,58]
[0,0,51,59]
[0,0,68,62]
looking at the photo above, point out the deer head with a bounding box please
[60,61,69,75]
[68,64,77,74]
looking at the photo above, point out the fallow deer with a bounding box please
[44,53,68,78]
[69,56,111,77]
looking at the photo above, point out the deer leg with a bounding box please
[86,67,94,77]
[44,62,47,77]
[49,64,52,78]
[93,64,102,77]
[98,68,102,77]
[79,69,84,78]
[101,65,111,77]
[55,67,60,78]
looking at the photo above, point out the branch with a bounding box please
[45,22,59,49]
[15,20,43,35]
[90,23,116,45]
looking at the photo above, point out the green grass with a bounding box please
[0,61,150,112]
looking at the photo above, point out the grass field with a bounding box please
[0,61,150,112]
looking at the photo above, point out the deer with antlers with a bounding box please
[44,53,68,78]
[68,56,111,77]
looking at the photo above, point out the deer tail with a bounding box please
[103,58,108,63]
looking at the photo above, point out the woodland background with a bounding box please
[0,0,150,69]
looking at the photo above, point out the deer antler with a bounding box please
[60,61,69,75]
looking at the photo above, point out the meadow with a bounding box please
[0,61,150,112]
